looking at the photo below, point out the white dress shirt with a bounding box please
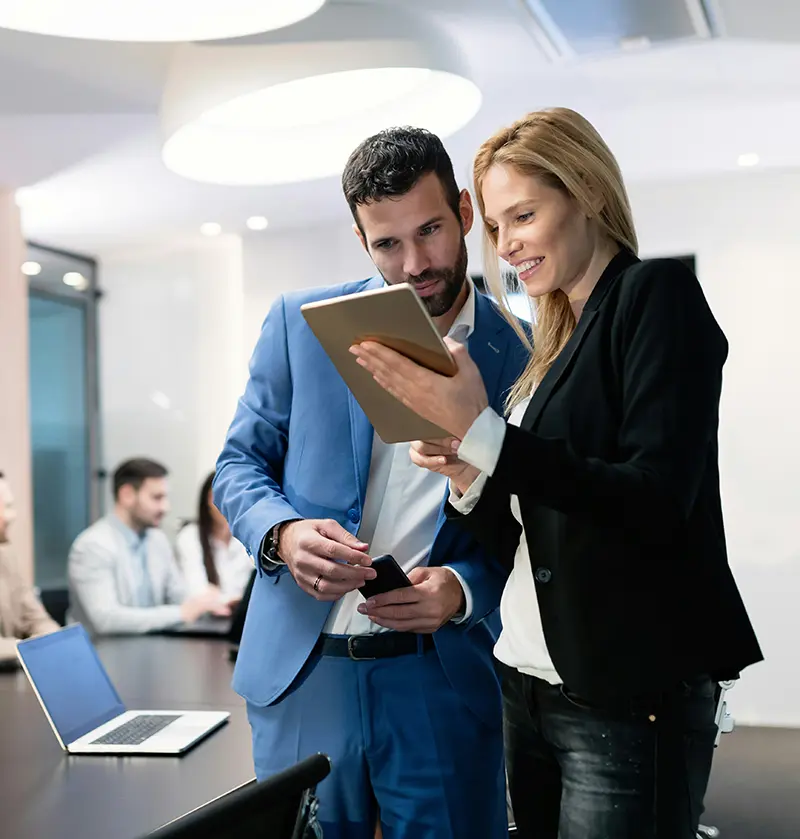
[450,398,562,684]
[323,283,477,636]
[176,523,253,602]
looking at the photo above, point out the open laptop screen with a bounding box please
[17,624,126,746]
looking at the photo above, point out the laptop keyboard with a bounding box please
[91,714,181,746]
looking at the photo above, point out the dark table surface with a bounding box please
[0,635,255,839]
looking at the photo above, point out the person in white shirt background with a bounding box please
[69,458,231,635]
[176,471,252,607]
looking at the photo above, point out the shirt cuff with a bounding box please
[442,566,473,624]
[449,471,489,515]
[457,407,507,476]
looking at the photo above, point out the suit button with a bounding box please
[347,508,360,524]
[535,567,552,584]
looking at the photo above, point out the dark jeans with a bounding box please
[500,663,719,839]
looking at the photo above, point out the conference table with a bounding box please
[0,635,255,839]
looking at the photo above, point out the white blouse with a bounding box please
[175,523,253,602]
[450,400,562,685]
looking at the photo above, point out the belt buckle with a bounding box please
[347,636,376,661]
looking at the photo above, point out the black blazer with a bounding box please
[451,250,762,703]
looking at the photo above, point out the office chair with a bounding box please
[38,586,70,626]
[145,753,331,839]
[507,681,737,838]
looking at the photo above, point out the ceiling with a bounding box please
[3,0,800,254]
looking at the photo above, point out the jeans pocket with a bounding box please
[559,684,599,712]
[679,674,717,701]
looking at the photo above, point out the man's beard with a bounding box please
[388,237,469,318]
[130,506,161,532]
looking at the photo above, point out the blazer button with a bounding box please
[535,567,552,584]
[347,508,360,524]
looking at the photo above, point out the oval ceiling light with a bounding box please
[0,0,326,42]
[21,261,42,276]
[160,4,482,185]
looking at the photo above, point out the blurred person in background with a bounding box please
[0,470,59,663]
[176,471,252,607]
[68,458,229,636]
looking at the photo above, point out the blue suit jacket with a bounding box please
[214,277,528,725]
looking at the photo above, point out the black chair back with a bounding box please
[39,587,70,626]
[146,753,331,839]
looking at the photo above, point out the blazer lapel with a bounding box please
[469,293,511,408]
[520,249,638,432]
[520,308,598,432]
[348,276,383,505]
[348,393,374,507]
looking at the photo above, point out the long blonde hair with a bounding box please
[473,108,638,411]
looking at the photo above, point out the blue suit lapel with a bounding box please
[469,292,512,410]
[348,276,383,505]
[348,394,374,508]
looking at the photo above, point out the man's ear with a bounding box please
[117,484,134,509]
[353,223,368,254]
[459,188,474,236]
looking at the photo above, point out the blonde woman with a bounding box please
[350,108,762,838]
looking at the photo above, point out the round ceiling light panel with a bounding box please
[160,5,482,184]
[0,0,326,42]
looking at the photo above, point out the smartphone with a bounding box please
[359,554,413,600]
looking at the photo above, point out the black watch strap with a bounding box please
[259,520,297,568]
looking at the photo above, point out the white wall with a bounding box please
[241,221,375,353]
[97,236,246,534]
[629,170,800,727]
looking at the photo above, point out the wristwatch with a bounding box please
[259,520,295,569]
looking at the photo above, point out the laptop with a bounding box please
[16,624,229,755]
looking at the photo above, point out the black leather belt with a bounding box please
[314,632,435,661]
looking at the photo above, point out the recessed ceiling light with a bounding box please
[0,0,326,41]
[161,5,482,185]
[63,272,88,290]
[200,222,222,237]
[21,261,42,276]
[737,153,760,167]
[246,216,270,231]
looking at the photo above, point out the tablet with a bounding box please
[301,283,456,443]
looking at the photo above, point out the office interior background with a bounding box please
[0,0,798,833]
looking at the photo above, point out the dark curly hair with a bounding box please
[341,126,462,233]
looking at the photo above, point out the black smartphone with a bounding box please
[359,554,412,600]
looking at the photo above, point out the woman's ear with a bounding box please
[580,177,605,216]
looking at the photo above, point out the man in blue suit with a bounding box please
[214,128,528,839]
